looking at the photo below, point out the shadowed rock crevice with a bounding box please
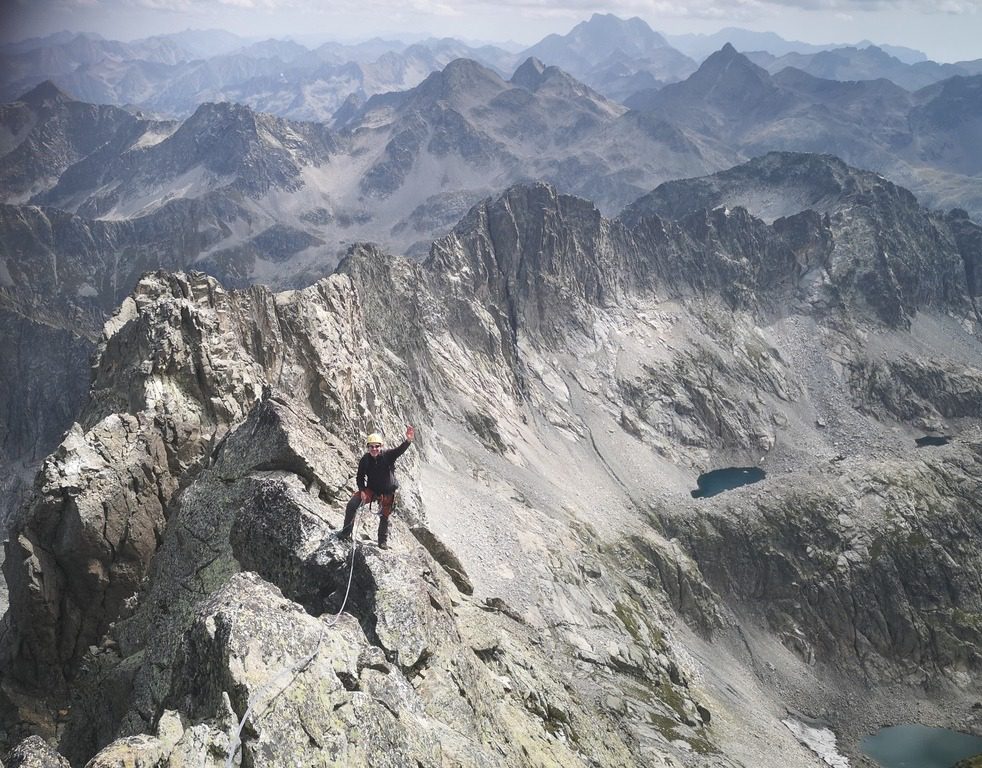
[410,525,474,595]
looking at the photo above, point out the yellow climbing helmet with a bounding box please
[366,433,384,446]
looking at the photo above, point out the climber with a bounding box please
[336,425,415,549]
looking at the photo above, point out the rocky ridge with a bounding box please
[2,267,715,767]
[0,82,163,205]
[2,171,982,764]
[625,152,982,326]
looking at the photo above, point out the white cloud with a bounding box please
[28,0,982,22]
[937,0,980,10]
[343,0,982,25]
[130,0,195,11]
[445,0,982,16]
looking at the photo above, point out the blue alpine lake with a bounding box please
[916,435,952,447]
[690,467,766,498]
[861,724,982,768]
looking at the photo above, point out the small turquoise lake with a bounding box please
[690,467,765,498]
[861,724,982,768]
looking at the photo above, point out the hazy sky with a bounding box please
[2,0,980,62]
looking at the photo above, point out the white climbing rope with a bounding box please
[224,500,371,767]
[325,499,369,628]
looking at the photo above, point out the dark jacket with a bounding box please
[357,441,410,494]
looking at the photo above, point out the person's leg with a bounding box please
[377,494,394,548]
[337,491,364,540]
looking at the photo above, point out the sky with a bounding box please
[1,0,980,63]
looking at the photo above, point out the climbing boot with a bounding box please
[377,516,389,550]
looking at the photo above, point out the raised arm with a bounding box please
[386,425,415,461]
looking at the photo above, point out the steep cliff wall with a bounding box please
[2,175,981,765]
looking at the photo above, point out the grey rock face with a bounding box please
[170,572,442,767]
[425,183,639,347]
[0,82,143,204]
[0,201,209,475]
[2,166,982,767]
[0,311,92,500]
[849,355,982,422]
[657,442,982,678]
[1,270,375,691]
[4,415,175,691]
[626,152,976,326]
[947,208,982,314]
[5,735,68,767]
[55,383,656,767]
[620,337,797,455]
[0,192,335,528]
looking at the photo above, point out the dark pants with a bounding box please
[338,489,394,545]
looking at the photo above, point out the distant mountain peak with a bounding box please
[622,151,905,226]
[577,12,669,47]
[414,57,503,101]
[19,80,74,107]
[441,57,492,78]
[186,100,260,130]
[626,42,785,128]
[695,43,771,84]
[519,12,676,76]
[510,56,548,90]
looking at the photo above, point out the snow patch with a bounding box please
[0,111,38,156]
[101,167,233,220]
[130,125,178,150]
[782,718,850,767]
[0,257,13,288]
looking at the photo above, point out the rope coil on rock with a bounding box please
[225,501,370,767]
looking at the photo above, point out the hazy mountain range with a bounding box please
[627,44,982,217]
[0,61,734,266]
[3,42,979,265]
[0,29,517,122]
[665,27,929,64]
[745,45,982,92]
[4,14,981,125]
